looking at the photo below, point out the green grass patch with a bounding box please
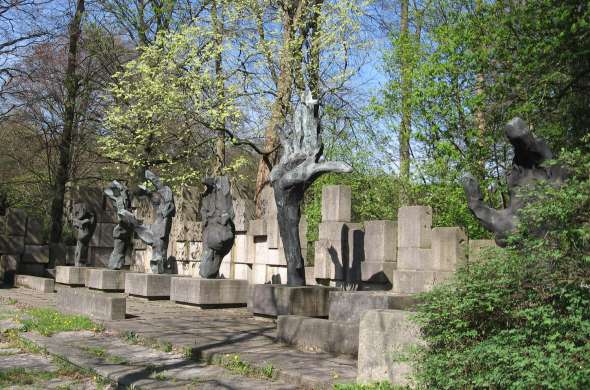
[0,368,56,386]
[120,330,174,353]
[19,308,104,336]
[214,354,276,380]
[333,383,408,390]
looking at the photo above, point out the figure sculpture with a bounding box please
[463,117,566,246]
[134,170,176,274]
[104,180,133,269]
[199,176,235,278]
[71,202,96,267]
[270,90,353,286]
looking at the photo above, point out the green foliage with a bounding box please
[0,368,57,386]
[214,354,276,380]
[333,382,409,390]
[413,151,590,389]
[20,308,104,336]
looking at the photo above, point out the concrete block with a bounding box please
[248,284,337,317]
[318,221,348,241]
[15,274,54,293]
[469,239,497,262]
[277,315,359,356]
[233,234,250,264]
[257,185,277,217]
[6,209,27,236]
[0,236,25,255]
[265,248,285,266]
[55,266,93,286]
[57,287,126,320]
[392,270,453,294]
[25,218,45,245]
[266,215,280,249]
[305,266,316,285]
[329,291,419,323]
[357,309,422,386]
[170,277,249,306]
[90,223,116,248]
[364,220,397,262]
[246,234,256,264]
[22,245,49,264]
[314,240,343,280]
[218,258,231,278]
[125,273,173,298]
[431,227,467,271]
[233,198,254,232]
[86,269,127,291]
[265,265,287,284]
[233,263,252,282]
[252,264,266,285]
[17,263,46,277]
[397,206,432,248]
[248,219,267,237]
[397,247,434,270]
[321,185,351,222]
[361,261,395,283]
[254,238,268,264]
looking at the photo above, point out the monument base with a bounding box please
[170,277,248,307]
[86,269,127,292]
[277,315,359,356]
[57,287,126,321]
[15,274,55,293]
[248,284,336,317]
[125,273,174,299]
[55,266,94,287]
[328,291,419,323]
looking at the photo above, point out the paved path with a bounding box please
[0,287,358,389]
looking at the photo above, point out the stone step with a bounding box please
[328,291,419,323]
[125,272,174,299]
[57,287,126,320]
[170,277,248,306]
[248,284,337,317]
[86,269,127,292]
[15,274,55,293]
[277,315,359,356]
[22,331,298,390]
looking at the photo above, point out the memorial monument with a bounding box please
[104,180,133,269]
[198,176,235,279]
[71,202,96,267]
[270,90,352,286]
[463,117,566,246]
[133,170,176,274]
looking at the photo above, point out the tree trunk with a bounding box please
[211,0,225,176]
[254,0,306,217]
[272,182,306,286]
[399,0,411,206]
[49,0,85,245]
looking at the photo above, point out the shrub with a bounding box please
[413,150,590,389]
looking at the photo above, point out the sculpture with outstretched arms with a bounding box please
[463,117,566,246]
[270,90,353,286]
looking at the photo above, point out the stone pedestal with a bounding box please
[15,274,54,293]
[55,266,93,287]
[328,291,419,323]
[125,273,174,299]
[57,287,126,320]
[357,309,422,387]
[248,285,336,317]
[170,278,248,306]
[86,269,127,292]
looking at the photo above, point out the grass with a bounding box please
[120,330,173,353]
[214,354,276,380]
[19,307,104,336]
[82,345,128,365]
[333,382,410,390]
[0,368,57,386]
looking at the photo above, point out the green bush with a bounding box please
[413,150,590,389]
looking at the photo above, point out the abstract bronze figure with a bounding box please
[270,90,352,286]
[463,117,566,246]
[104,180,133,269]
[134,170,176,274]
[199,176,235,279]
[71,202,96,267]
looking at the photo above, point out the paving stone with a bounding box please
[170,277,249,306]
[15,274,54,293]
